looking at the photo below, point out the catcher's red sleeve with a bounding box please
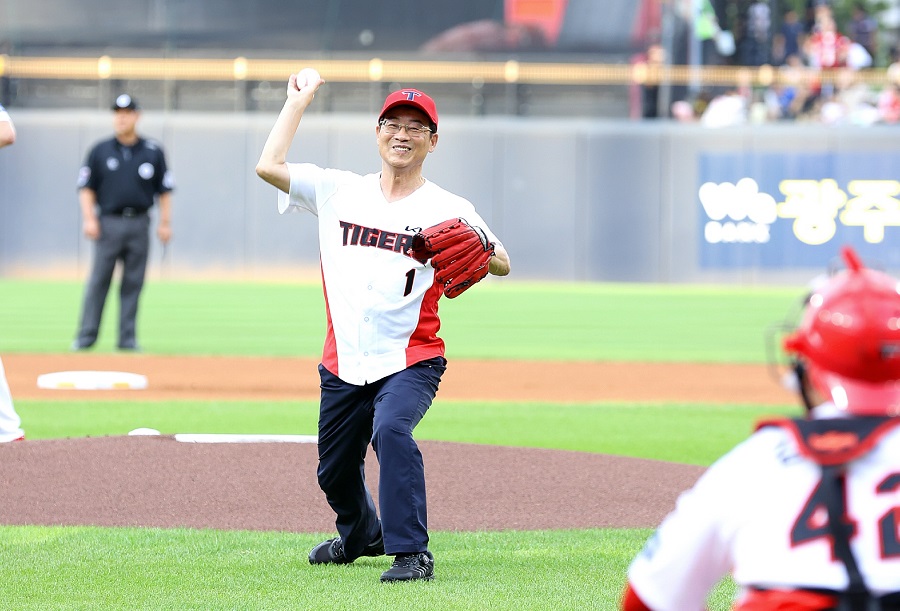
[621,584,653,611]
[736,589,838,610]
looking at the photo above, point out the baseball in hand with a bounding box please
[296,68,322,89]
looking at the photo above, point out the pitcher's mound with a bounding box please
[0,436,705,532]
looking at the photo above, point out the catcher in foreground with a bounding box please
[408,217,496,298]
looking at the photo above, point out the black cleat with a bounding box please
[308,534,385,565]
[380,551,434,582]
[309,538,349,565]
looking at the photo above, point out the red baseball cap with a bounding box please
[379,89,439,130]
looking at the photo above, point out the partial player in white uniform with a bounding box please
[256,69,511,583]
[0,103,25,443]
[622,245,900,611]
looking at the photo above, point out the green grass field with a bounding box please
[0,278,805,610]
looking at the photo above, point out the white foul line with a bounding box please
[173,433,318,444]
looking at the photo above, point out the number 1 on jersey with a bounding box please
[403,269,415,297]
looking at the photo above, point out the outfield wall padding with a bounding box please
[1,110,894,284]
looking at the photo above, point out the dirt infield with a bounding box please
[0,354,794,532]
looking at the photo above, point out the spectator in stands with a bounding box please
[767,61,803,120]
[831,68,880,125]
[848,2,878,64]
[772,7,804,66]
[877,82,900,123]
[671,99,698,122]
[847,40,873,70]
[695,0,725,66]
[670,89,716,124]
[740,0,771,67]
[803,11,851,101]
[633,42,665,119]
[886,45,900,92]
[779,53,817,119]
[805,11,850,69]
[700,87,750,128]
[804,0,833,34]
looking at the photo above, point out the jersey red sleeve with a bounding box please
[621,583,654,611]
[736,589,838,610]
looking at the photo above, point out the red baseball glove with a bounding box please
[408,218,495,298]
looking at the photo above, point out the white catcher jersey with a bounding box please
[627,414,900,610]
[278,162,502,386]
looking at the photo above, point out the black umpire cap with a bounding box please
[112,94,139,111]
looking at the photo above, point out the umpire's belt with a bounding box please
[105,207,148,218]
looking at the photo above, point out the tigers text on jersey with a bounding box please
[278,162,502,386]
[626,417,900,611]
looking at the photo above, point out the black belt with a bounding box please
[104,207,148,217]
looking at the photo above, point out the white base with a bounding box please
[37,370,148,390]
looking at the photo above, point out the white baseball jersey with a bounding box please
[627,407,900,610]
[278,162,502,386]
[0,357,24,442]
[0,103,10,123]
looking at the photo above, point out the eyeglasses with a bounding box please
[379,119,432,137]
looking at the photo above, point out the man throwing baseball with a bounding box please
[621,245,900,610]
[256,69,510,582]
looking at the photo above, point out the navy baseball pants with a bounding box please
[75,214,150,348]
[316,357,445,559]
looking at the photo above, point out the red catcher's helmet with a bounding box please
[783,246,900,416]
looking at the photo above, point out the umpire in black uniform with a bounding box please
[72,94,174,351]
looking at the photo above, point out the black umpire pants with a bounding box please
[316,357,445,560]
[75,213,150,348]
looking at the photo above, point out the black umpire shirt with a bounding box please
[76,137,174,215]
